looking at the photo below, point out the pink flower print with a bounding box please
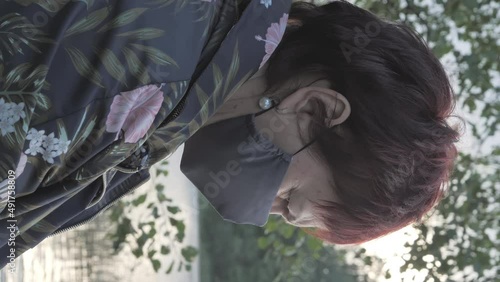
[105,84,165,143]
[255,13,289,69]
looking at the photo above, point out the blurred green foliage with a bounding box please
[198,194,360,282]
[106,160,198,275]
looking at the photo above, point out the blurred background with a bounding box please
[1,0,498,281]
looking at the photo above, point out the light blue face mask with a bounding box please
[180,106,312,226]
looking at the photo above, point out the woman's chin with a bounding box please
[269,209,282,215]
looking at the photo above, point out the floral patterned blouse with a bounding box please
[0,0,292,268]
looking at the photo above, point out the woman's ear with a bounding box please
[279,86,351,128]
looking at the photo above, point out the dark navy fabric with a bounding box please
[0,0,292,268]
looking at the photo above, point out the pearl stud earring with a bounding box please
[258,96,273,110]
[258,96,278,110]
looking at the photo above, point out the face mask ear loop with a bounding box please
[291,78,337,156]
[292,138,316,156]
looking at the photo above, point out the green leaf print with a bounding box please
[64,6,110,37]
[15,0,96,13]
[193,1,212,24]
[211,63,223,111]
[195,84,209,124]
[130,44,179,67]
[56,119,69,145]
[97,8,148,33]
[65,46,104,88]
[146,0,176,9]
[172,1,190,14]
[14,0,70,13]
[122,47,151,84]
[167,81,188,101]
[0,63,50,152]
[107,143,134,157]
[163,95,173,110]
[63,106,92,158]
[3,63,32,89]
[209,41,249,115]
[122,46,151,85]
[78,0,96,10]
[32,89,51,111]
[1,63,51,114]
[32,218,58,233]
[0,13,53,61]
[223,41,240,98]
[187,119,200,138]
[96,48,127,86]
[117,28,165,41]
[1,122,27,152]
[2,63,47,91]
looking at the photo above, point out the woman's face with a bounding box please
[250,81,350,229]
[236,73,350,229]
[270,150,337,229]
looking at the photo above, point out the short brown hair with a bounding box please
[265,1,462,244]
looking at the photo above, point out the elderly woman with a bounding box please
[0,0,460,268]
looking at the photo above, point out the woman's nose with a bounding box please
[270,196,288,214]
[284,207,298,222]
